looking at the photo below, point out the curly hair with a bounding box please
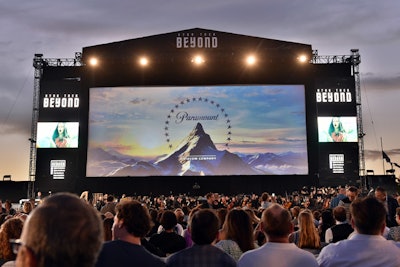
[0,218,24,261]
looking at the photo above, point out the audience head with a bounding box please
[4,200,12,210]
[338,186,346,195]
[347,186,358,201]
[261,192,269,202]
[222,208,255,252]
[333,206,347,223]
[106,195,115,203]
[290,206,301,218]
[103,217,114,241]
[350,196,386,235]
[190,209,219,245]
[297,209,320,248]
[15,192,103,267]
[174,208,185,223]
[261,204,293,240]
[205,192,215,204]
[22,202,33,215]
[374,186,387,202]
[160,210,178,231]
[0,217,24,262]
[113,199,151,239]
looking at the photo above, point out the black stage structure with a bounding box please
[26,28,368,199]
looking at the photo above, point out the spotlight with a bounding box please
[297,54,308,63]
[245,55,257,66]
[139,57,149,66]
[191,55,205,65]
[89,57,98,66]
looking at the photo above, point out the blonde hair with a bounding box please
[298,209,320,249]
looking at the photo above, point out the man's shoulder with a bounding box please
[98,241,165,267]
[239,243,318,267]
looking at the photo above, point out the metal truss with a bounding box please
[28,52,82,198]
[313,49,365,188]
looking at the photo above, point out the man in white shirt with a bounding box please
[238,204,318,267]
[317,197,400,267]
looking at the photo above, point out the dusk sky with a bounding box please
[1,1,399,181]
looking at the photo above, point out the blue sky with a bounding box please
[1,1,400,180]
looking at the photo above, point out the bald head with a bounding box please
[262,204,293,239]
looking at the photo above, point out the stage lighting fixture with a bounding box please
[89,57,98,66]
[297,54,308,63]
[139,57,149,66]
[245,55,257,66]
[191,55,205,65]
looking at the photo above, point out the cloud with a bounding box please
[362,74,400,91]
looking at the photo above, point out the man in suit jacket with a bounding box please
[375,186,399,227]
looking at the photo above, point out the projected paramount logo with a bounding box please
[164,97,231,150]
[176,32,218,48]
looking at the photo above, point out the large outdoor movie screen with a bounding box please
[86,85,309,177]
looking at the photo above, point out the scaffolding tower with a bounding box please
[28,53,82,198]
[312,49,365,188]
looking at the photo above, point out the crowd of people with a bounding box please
[0,185,400,266]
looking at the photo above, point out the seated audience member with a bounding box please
[216,208,228,229]
[95,200,165,267]
[15,192,103,267]
[317,197,400,267]
[0,218,24,265]
[166,209,236,267]
[182,207,201,248]
[103,217,114,241]
[387,207,400,241]
[216,208,256,261]
[330,186,346,208]
[4,200,16,216]
[174,208,187,229]
[325,206,353,243]
[149,210,186,256]
[100,195,117,215]
[290,205,301,230]
[375,186,399,227]
[318,209,335,242]
[259,192,273,210]
[289,209,321,256]
[200,193,216,209]
[147,209,160,237]
[238,204,318,267]
[338,186,358,222]
[0,200,6,214]
[21,202,32,215]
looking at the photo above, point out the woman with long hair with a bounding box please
[52,122,70,148]
[215,208,256,261]
[289,209,321,255]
